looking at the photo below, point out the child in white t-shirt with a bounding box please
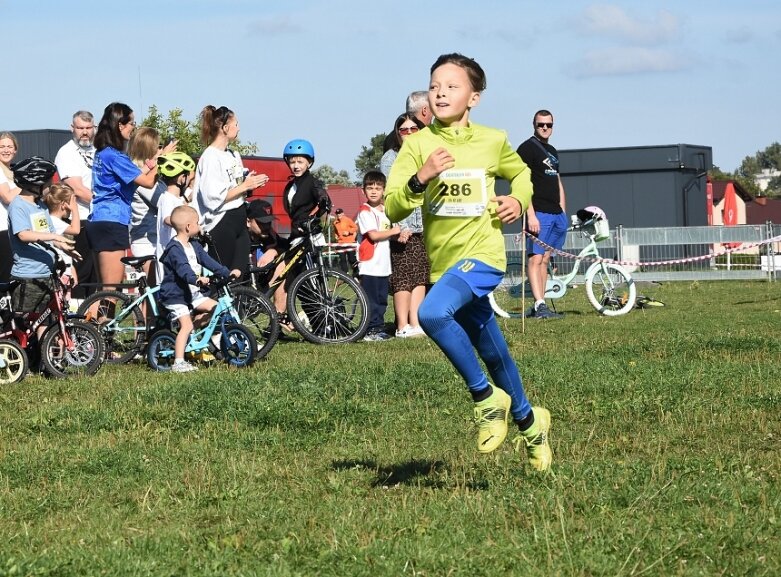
[356,170,399,341]
[154,152,197,280]
[41,182,81,286]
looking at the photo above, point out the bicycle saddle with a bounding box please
[121,255,156,270]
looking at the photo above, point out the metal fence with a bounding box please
[504,222,780,284]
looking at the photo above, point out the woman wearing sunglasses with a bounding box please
[88,102,162,290]
[380,113,429,339]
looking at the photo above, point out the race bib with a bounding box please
[428,168,487,217]
[30,211,50,233]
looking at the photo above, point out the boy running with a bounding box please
[385,53,552,471]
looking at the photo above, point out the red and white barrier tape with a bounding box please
[514,231,781,267]
[322,242,358,255]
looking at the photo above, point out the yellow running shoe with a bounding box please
[516,407,552,472]
[473,385,512,454]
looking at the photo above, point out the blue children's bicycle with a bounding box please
[146,274,257,371]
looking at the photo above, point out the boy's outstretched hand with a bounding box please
[491,196,522,224]
[229,269,242,279]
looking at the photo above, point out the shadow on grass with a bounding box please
[734,295,781,305]
[331,458,489,490]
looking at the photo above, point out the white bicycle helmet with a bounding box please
[576,206,607,222]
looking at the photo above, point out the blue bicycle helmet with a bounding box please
[283,139,315,164]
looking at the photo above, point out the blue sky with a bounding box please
[2,0,779,176]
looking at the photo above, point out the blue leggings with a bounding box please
[418,273,531,422]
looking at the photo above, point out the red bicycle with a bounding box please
[0,245,105,378]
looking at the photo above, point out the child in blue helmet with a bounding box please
[281,139,332,241]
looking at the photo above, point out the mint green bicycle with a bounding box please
[490,207,637,318]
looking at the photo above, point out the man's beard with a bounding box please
[76,136,93,149]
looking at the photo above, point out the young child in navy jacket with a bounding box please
[159,205,239,372]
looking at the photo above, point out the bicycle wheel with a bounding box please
[287,267,369,344]
[585,262,637,316]
[0,339,28,384]
[78,290,145,364]
[488,290,524,319]
[40,320,105,378]
[229,286,279,360]
[219,323,257,368]
[146,329,176,372]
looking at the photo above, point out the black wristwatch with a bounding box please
[408,173,427,194]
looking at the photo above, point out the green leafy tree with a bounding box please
[708,165,762,198]
[312,164,354,187]
[140,105,258,157]
[735,142,781,198]
[354,133,387,179]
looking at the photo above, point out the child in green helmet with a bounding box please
[154,152,197,280]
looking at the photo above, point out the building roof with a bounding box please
[746,198,781,225]
[711,179,754,203]
[327,186,364,220]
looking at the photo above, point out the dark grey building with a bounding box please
[499,143,712,234]
[12,129,71,164]
[559,144,712,228]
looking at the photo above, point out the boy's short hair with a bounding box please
[170,205,198,232]
[430,53,487,93]
[362,170,386,189]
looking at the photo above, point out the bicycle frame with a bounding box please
[0,257,75,351]
[512,220,605,300]
[249,220,323,296]
[548,235,602,293]
[492,215,637,318]
[106,285,161,330]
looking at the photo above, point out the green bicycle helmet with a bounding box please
[157,152,196,178]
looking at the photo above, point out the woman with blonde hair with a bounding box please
[0,131,20,282]
[128,127,174,284]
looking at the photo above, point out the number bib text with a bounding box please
[428,168,487,217]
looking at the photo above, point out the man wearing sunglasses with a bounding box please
[517,109,567,320]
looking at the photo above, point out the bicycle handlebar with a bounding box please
[32,241,68,277]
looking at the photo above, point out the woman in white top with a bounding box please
[193,105,268,275]
[0,131,20,282]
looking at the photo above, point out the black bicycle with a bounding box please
[247,217,369,344]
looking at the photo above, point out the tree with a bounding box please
[708,165,762,198]
[140,105,258,157]
[312,164,354,187]
[735,142,781,198]
[354,133,387,179]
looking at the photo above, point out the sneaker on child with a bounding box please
[474,385,512,454]
[515,407,552,471]
[171,360,197,373]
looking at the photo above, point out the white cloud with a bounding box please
[566,47,688,78]
[580,4,679,45]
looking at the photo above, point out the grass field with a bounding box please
[1,281,779,576]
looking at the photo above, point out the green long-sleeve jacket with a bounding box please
[385,121,532,282]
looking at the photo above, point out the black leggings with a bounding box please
[206,206,250,275]
[0,231,11,283]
